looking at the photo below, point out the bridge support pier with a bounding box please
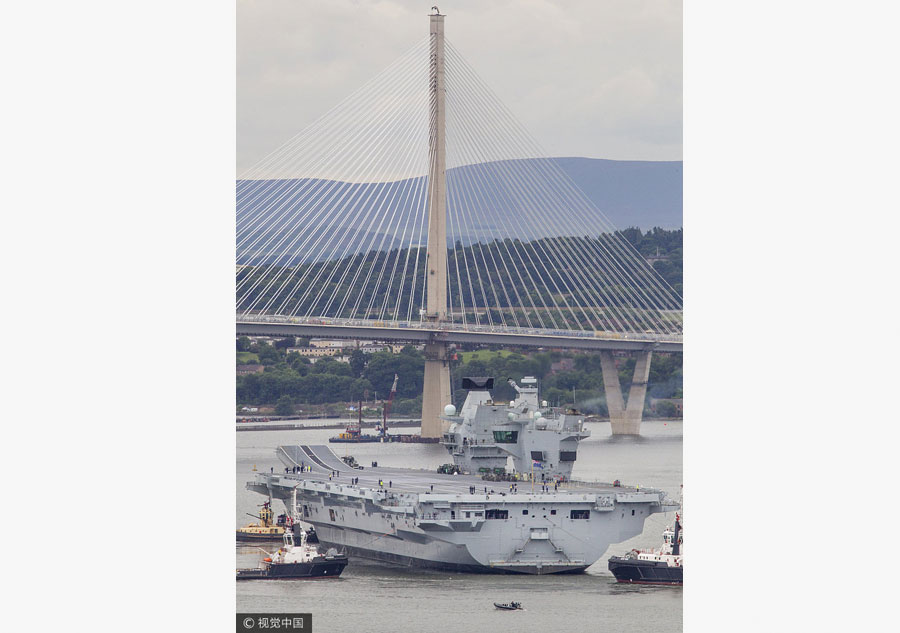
[421,342,452,438]
[600,350,653,435]
[420,11,451,440]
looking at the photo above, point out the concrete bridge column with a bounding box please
[599,350,653,435]
[421,342,452,438]
[420,12,451,441]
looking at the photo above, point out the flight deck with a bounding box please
[272,444,644,497]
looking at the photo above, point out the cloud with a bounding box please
[238,0,682,172]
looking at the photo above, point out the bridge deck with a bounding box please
[237,320,682,352]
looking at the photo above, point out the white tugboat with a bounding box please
[608,512,683,585]
[237,492,348,580]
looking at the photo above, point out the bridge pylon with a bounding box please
[422,343,452,438]
[421,9,452,439]
[600,350,653,435]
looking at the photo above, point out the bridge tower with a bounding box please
[600,350,653,435]
[421,9,452,439]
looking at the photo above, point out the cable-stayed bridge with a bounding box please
[237,10,682,436]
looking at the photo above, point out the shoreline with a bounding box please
[236,419,422,432]
[235,417,683,432]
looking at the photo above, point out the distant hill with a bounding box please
[237,158,682,264]
[552,158,682,231]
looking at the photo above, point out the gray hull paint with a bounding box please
[327,541,587,575]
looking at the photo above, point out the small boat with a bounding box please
[330,377,399,444]
[236,522,348,580]
[608,512,683,585]
[236,501,290,541]
[328,413,391,444]
[493,601,523,611]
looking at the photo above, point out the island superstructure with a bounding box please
[246,377,677,574]
[440,376,590,478]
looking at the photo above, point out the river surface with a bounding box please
[237,420,682,632]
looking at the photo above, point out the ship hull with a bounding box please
[295,497,612,575]
[328,436,386,443]
[236,556,348,580]
[235,531,285,542]
[607,557,683,585]
[320,538,587,575]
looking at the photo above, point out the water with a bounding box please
[237,420,682,632]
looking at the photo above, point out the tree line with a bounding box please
[236,227,683,327]
[237,336,681,418]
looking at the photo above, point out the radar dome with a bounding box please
[534,411,542,419]
[508,412,516,421]
[444,404,457,416]
[541,400,548,408]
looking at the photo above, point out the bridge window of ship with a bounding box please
[631,509,635,516]
[522,509,528,515]
[492,430,518,443]
[486,509,508,519]
[550,509,556,515]
[570,510,590,520]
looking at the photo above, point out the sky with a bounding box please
[237,0,682,174]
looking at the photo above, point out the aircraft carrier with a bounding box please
[246,377,677,574]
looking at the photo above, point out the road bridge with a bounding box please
[236,10,683,435]
[236,319,682,353]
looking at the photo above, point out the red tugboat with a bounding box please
[608,513,683,585]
